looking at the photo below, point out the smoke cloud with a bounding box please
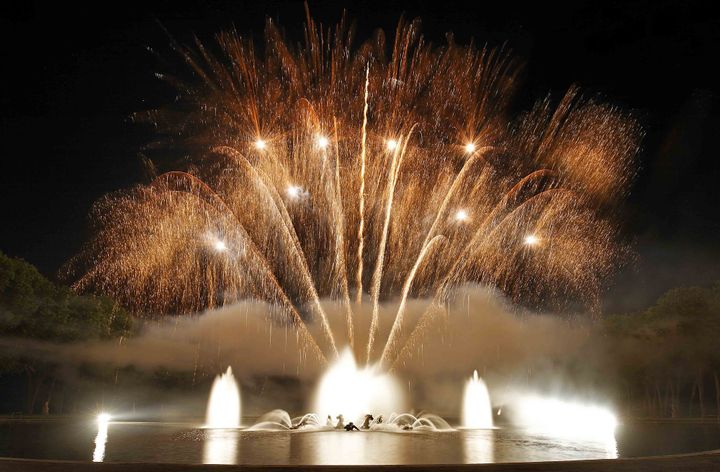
[1,285,596,416]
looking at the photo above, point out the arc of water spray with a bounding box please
[212,147,339,357]
[332,118,355,348]
[420,147,492,249]
[379,234,445,368]
[380,147,490,366]
[355,66,370,305]
[441,177,564,292]
[151,171,328,365]
[389,179,567,368]
[366,128,414,364]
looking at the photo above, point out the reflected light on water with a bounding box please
[311,431,370,465]
[462,429,494,463]
[92,414,110,462]
[203,429,239,464]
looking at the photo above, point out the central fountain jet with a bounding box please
[314,349,404,423]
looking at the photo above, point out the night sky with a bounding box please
[1,0,718,313]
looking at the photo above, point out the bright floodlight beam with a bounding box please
[514,395,617,442]
[97,412,112,424]
[524,234,540,246]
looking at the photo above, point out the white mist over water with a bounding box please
[205,366,241,428]
[513,395,617,442]
[462,370,493,429]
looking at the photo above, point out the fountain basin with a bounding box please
[2,417,720,466]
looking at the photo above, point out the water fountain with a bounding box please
[463,370,493,429]
[314,349,404,423]
[205,366,241,429]
[56,9,644,467]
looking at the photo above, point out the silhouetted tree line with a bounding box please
[0,251,133,414]
[601,283,720,418]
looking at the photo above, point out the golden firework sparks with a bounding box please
[68,12,640,366]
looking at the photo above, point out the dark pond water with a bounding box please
[0,419,718,465]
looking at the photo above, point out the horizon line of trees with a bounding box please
[0,250,133,414]
[599,281,720,419]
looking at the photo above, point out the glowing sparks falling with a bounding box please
[70,13,640,367]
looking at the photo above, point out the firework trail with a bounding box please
[356,66,370,307]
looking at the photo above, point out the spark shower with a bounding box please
[70,11,640,368]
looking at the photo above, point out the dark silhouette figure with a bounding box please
[344,422,360,431]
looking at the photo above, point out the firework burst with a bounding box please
[69,11,640,366]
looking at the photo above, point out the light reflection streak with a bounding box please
[462,429,494,463]
[92,418,109,462]
[203,429,239,464]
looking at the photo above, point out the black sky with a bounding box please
[1,0,718,313]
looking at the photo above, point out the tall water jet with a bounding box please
[205,366,241,428]
[463,370,493,429]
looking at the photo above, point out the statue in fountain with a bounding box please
[361,414,374,429]
[334,414,345,429]
[344,422,360,431]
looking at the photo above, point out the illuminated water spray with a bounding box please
[314,348,404,422]
[462,370,493,429]
[206,366,241,429]
[514,395,617,442]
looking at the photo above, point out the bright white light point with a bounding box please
[524,234,539,246]
[97,413,111,424]
[317,135,329,149]
[464,142,476,153]
[315,348,404,422]
[254,138,266,150]
[455,209,469,222]
[213,240,227,252]
[386,139,398,151]
[286,185,302,199]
